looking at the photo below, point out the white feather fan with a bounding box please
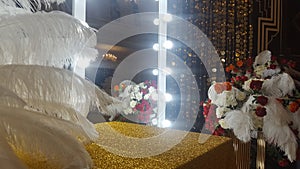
[0,106,93,168]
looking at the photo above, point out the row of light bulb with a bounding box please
[153,40,173,51]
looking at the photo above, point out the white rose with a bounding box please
[135,92,143,101]
[139,82,146,88]
[254,65,266,78]
[243,79,252,91]
[224,91,238,107]
[124,108,133,115]
[144,93,150,100]
[148,86,155,93]
[216,107,230,118]
[219,119,230,129]
[151,92,158,101]
[130,100,137,108]
[235,90,246,101]
[134,86,140,93]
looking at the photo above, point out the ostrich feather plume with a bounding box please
[224,110,253,142]
[262,73,295,97]
[0,106,93,168]
[0,65,122,121]
[0,11,97,68]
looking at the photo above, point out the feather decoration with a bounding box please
[0,0,65,12]
[0,11,97,68]
[0,135,27,169]
[262,73,295,97]
[224,110,253,142]
[263,119,297,162]
[253,50,271,67]
[0,64,122,119]
[0,106,92,168]
[0,86,26,108]
[208,84,218,102]
[263,97,297,161]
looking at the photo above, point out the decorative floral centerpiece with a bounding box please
[114,80,158,125]
[204,50,300,167]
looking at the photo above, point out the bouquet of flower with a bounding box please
[114,80,158,125]
[204,50,300,166]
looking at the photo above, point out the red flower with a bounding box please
[213,127,225,136]
[223,82,232,91]
[255,106,267,117]
[256,96,268,106]
[250,80,264,91]
[271,55,277,61]
[269,64,277,69]
[135,103,144,111]
[280,58,288,64]
[288,61,296,68]
[241,76,248,82]
[278,159,289,167]
[288,101,299,113]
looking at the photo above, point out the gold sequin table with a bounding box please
[86,122,237,169]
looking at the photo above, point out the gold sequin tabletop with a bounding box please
[86,122,237,169]
[19,122,236,169]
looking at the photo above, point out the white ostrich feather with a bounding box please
[0,65,122,119]
[0,135,27,169]
[0,106,92,168]
[263,119,297,162]
[262,67,281,78]
[0,86,26,108]
[262,73,295,97]
[224,110,253,142]
[253,50,271,67]
[264,97,292,126]
[0,0,65,12]
[263,97,296,161]
[0,11,97,68]
[208,84,218,102]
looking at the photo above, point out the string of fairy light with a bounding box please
[167,0,254,131]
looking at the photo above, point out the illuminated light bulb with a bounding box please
[152,69,159,76]
[163,13,173,22]
[165,93,173,102]
[162,120,171,128]
[153,43,159,51]
[163,40,173,49]
[153,18,159,25]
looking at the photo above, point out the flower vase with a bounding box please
[256,131,265,169]
[231,133,251,169]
